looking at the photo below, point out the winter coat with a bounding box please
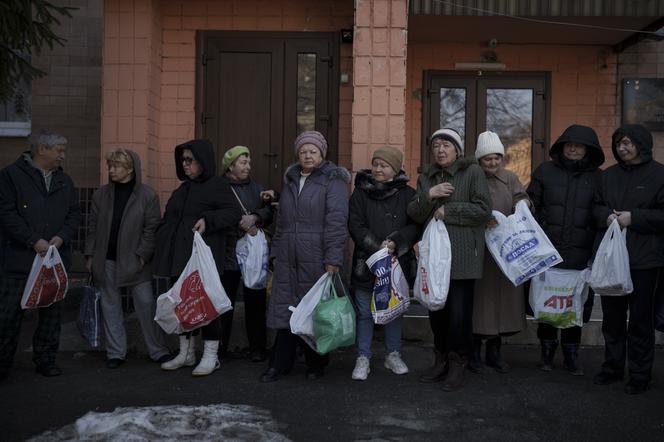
[473,168,529,335]
[527,124,605,270]
[594,124,664,270]
[407,156,492,280]
[0,152,81,276]
[222,176,274,272]
[349,170,420,291]
[153,140,242,278]
[266,160,350,329]
[84,150,161,287]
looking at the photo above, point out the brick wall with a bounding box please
[0,0,102,188]
[617,38,664,163]
[406,42,619,178]
[103,0,354,203]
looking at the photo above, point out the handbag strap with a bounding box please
[230,186,250,216]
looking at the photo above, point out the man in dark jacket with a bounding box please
[85,148,171,369]
[0,130,81,380]
[527,124,605,375]
[593,124,664,395]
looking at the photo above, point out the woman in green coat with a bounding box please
[408,128,492,392]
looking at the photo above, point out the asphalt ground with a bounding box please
[2,316,664,442]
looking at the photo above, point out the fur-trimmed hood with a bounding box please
[354,169,410,200]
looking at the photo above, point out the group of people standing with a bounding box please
[0,124,662,397]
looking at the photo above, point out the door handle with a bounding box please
[263,152,278,157]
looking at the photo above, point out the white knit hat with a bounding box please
[475,131,505,159]
[431,128,464,156]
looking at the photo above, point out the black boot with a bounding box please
[419,349,448,383]
[485,337,510,374]
[538,339,557,372]
[562,343,584,376]
[442,352,467,392]
[467,337,484,374]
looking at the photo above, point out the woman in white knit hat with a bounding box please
[470,131,530,374]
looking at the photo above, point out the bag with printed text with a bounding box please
[155,232,232,334]
[366,247,410,324]
[21,246,69,309]
[529,268,590,328]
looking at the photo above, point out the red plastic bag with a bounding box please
[21,246,69,309]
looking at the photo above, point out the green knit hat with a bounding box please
[222,145,250,172]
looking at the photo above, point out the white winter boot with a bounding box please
[192,340,221,376]
[161,336,196,371]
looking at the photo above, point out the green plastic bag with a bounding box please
[313,280,356,355]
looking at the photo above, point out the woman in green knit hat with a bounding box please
[219,145,275,363]
[408,128,492,392]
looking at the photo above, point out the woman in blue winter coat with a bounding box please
[261,131,350,383]
[348,146,420,381]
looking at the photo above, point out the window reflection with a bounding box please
[439,88,466,145]
[297,53,316,133]
[486,89,533,185]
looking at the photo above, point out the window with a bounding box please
[0,77,32,137]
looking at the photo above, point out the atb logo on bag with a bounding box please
[174,270,217,329]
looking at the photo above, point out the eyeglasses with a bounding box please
[181,156,195,165]
[616,139,633,148]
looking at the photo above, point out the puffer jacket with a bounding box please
[594,124,664,269]
[527,124,605,270]
[85,150,160,287]
[349,169,420,291]
[266,160,350,329]
[153,139,242,278]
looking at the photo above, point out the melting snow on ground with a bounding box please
[28,403,291,441]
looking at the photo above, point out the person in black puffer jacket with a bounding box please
[527,124,605,375]
[219,145,274,363]
[592,124,664,395]
[348,146,420,381]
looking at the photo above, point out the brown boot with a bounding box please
[442,352,467,392]
[419,349,448,383]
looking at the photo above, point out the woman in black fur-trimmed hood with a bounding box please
[348,146,420,381]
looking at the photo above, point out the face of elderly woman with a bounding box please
[431,138,457,168]
[181,148,202,180]
[298,143,323,173]
[227,154,251,181]
[563,142,586,161]
[479,153,502,176]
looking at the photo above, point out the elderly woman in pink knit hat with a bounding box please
[261,130,351,383]
[469,131,530,375]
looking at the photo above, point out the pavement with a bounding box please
[2,308,664,441]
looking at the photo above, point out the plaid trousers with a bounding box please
[0,275,62,371]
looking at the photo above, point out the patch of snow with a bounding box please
[29,403,291,442]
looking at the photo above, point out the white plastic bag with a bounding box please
[414,219,451,311]
[155,232,232,334]
[529,268,590,328]
[236,229,269,289]
[289,273,332,349]
[21,245,68,309]
[589,219,633,296]
[366,247,410,324]
[485,200,563,286]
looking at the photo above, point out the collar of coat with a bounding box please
[423,156,477,178]
[354,169,410,200]
[285,160,351,184]
[487,167,511,185]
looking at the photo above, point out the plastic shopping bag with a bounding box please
[413,219,451,311]
[366,247,410,324]
[21,245,69,309]
[313,280,356,355]
[155,232,232,334]
[485,200,563,286]
[529,268,590,328]
[289,273,331,349]
[77,283,104,348]
[589,219,633,296]
[236,229,269,289]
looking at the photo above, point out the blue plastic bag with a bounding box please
[77,284,104,348]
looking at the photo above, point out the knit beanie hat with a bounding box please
[431,128,464,156]
[475,131,505,159]
[371,146,403,173]
[222,145,250,172]
[294,130,328,158]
